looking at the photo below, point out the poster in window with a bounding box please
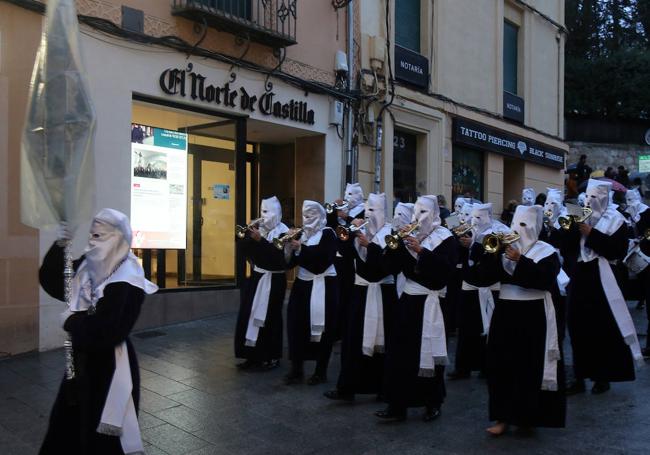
[452,147,484,203]
[131,124,188,249]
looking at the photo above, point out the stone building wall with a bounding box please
[567,142,650,174]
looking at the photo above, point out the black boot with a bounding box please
[323,390,354,401]
[422,406,441,422]
[591,381,610,394]
[375,406,406,421]
[284,361,304,385]
[565,379,586,395]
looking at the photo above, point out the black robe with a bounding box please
[382,234,458,411]
[454,241,500,374]
[336,239,397,395]
[327,209,364,340]
[234,235,287,361]
[483,249,566,428]
[567,223,636,382]
[539,225,571,344]
[634,210,650,347]
[441,243,466,336]
[39,244,143,455]
[287,228,339,361]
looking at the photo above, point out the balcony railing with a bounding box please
[172,0,297,48]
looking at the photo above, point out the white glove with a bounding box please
[57,222,74,241]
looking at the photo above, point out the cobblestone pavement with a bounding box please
[1,303,649,455]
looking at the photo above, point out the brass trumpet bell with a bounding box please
[452,223,472,237]
[272,228,303,250]
[336,221,369,241]
[385,222,420,250]
[235,217,264,239]
[482,232,521,254]
[558,207,592,230]
[325,201,349,214]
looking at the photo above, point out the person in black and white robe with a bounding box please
[285,201,339,385]
[623,189,650,356]
[327,183,365,341]
[324,193,397,401]
[566,179,643,395]
[391,202,414,299]
[234,196,289,371]
[442,196,469,337]
[449,203,509,380]
[376,195,458,422]
[39,209,157,455]
[483,205,565,436]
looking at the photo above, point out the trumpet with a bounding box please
[482,232,521,254]
[235,218,264,239]
[558,207,592,230]
[543,210,554,229]
[336,221,369,241]
[272,228,303,250]
[325,201,349,214]
[452,223,473,237]
[385,222,420,250]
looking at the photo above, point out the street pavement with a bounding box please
[1,303,650,455]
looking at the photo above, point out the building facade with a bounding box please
[0,0,569,357]
[354,0,568,212]
[1,0,350,355]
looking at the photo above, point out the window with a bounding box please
[131,100,250,290]
[395,0,421,53]
[503,20,519,95]
[452,147,484,203]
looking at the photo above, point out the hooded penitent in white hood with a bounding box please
[392,202,415,231]
[544,188,566,223]
[522,187,536,206]
[302,200,327,240]
[85,208,133,286]
[470,203,493,239]
[454,197,467,214]
[413,195,441,241]
[585,178,612,226]
[259,196,288,240]
[625,188,649,223]
[510,205,544,255]
[577,192,586,207]
[344,182,365,217]
[459,203,474,225]
[365,193,387,239]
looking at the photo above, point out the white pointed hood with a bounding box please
[511,205,543,254]
[459,203,474,225]
[344,182,365,217]
[260,196,282,232]
[365,192,387,239]
[470,203,493,237]
[522,187,536,206]
[625,188,648,222]
[585,178,612,226]
[302,200,326,240]
[544,188,565,223]
[413,195,441,240]
[454,196,467,213]
[85,208,133,285]
[392,202,414,231]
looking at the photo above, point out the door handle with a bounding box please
[200,217,204,226]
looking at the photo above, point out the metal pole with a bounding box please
[63,239,75,380]
[374,116,382,194]
[345,0,355,183]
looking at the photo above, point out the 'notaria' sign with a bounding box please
[159,64,315,125]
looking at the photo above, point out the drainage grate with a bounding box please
[134,330,167,339]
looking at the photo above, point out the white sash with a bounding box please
[595,257,644,366]
[461,281,500,335]
[97,342,144,455]
[396,272,406,297]
[297,264,337,342]
[403,279,447,377]
[245,266,285,347]
[354,274,395,356]
[499,284,560,391]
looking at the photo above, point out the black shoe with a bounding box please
[591,381,610,394]
[324,390,355,401]
[422,407,441,422]
[236,360,260,370]
[565,380,586,395]
[283,372,303,385]
[259,360,280,371]
[447,370,471,380]
[375,407,406,421]
[307,373,327,385]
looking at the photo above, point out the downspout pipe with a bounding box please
[345,0,356,183]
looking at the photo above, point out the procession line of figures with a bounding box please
[34,180,649,454]
[235,180,650,435]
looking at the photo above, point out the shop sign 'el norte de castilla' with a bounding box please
[159,63,315,125]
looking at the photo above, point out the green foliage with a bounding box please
[565,0,650,119]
